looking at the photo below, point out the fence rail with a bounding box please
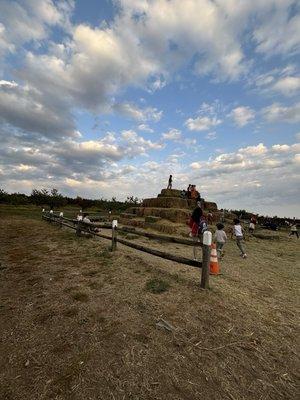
[42,211,211,289]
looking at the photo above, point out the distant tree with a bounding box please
[126,196,141,204]
[50,188,67,208]
[30,188,50,205]
[0,189,9,203]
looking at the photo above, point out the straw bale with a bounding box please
[158,189,182,198]
[145,216,161,223]
[142,197,188,208]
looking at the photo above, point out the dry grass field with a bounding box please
[0,206,299,400]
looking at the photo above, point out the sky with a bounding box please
[0,0,299,217]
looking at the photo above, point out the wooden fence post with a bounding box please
[201,231,212,289]
[111,220,118,251]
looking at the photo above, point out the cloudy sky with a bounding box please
[0,0,299,217]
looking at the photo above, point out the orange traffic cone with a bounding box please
[210,243,220,275]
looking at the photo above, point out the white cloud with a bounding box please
[190,162,202,170]
[143,161,160,170]
[138,124,154,133]
[262,102,300,124]
[1,0,298,145]
[251,65,300,97]
[162,128,182,140]
[205,132,217,140]
[185,101,224,131]
[186,141,300,216]
[0,80,18,88]
[238,143,267,155]
[121,130,165,155]
[0,80,76,139]
[185,116,222,131]
[272,76,300,96]
[271,144,290,152]
[190,141,298,175]
[230,106,255,127]
[113,103,163,122]
[0,0,73,63]
[253,4,300,56]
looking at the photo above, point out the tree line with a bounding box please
[0,188,141,211]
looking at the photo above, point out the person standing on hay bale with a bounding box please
[232,219,247,258]
[187,184,192,198]
[167,174,172,189]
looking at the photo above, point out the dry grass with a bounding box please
[145,278,170,293]
[0,207,299,400]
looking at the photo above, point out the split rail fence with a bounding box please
[42,211,212,289]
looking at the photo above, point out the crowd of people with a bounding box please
[188,201,249,260]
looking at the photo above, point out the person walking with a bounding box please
[167,175,172,189]
[189,202,207,260]
[289,223,299,238]
[232,218,247,258]
[214,223,227,259]
[249,215,256,234]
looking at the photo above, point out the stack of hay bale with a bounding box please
[120,189,219,233]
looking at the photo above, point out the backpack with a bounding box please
[199,219,208,234]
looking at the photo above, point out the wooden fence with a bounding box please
[42,211,212,289]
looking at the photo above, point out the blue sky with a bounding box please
[0,0,299,217]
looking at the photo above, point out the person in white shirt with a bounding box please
[232,219,247,258]
[82,213,100,233]
[82,214,91,224]
[214,223,227,259]
[289,224,299,238]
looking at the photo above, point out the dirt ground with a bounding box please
[0,210,299,400]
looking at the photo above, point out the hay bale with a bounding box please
[142,197,188,208]
[204,201,218,211]
[145,216,161,223]
[127,207,190,223]
[158,189,182,198]
[187,199,218,211]
[125,207,140,215]
[119,217,145,229]
[151,208,190,223]
[126,207,145,217]
[120,213,136,219]
[252,233,279,240]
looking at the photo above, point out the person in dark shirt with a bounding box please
[167,175,172,189]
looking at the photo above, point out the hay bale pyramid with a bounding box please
[120,188,219,234]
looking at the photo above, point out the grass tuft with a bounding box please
[145,278,170,294]
[99,248,112,259]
